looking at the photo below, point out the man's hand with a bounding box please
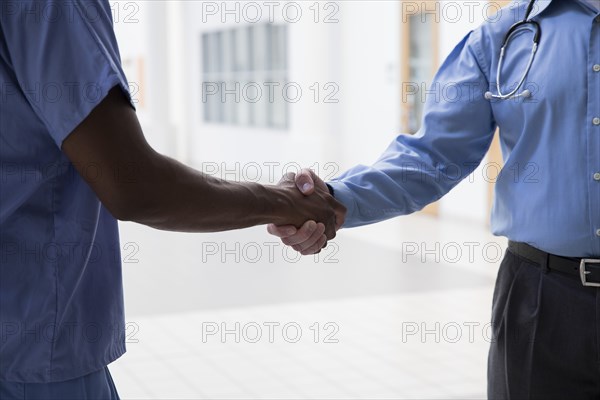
[267,169,345,255]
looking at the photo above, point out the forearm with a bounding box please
[328,162,431,228]
[113,153,290,232]
[329,129,494,228]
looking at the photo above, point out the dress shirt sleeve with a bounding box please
[0,0,132,148]
[329,28,497,228]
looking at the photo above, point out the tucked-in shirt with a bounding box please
[329,0,600,257]
[0,0,131,382]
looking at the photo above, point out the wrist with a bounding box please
[260,184,294,225]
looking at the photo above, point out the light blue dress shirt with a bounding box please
[329,0,600,258]
[0,1,131,382]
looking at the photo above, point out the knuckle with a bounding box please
[279,172,296,184]
[303,226,316,239]
[317,223,326,234]
[282,237,295,246]
[302,247,317,256]
[299,231,311,241]
[296,241,308,251]
[267,225,282,237]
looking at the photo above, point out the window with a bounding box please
[401,10,439,134]
[201,24,289,130]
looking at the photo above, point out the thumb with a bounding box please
[295,168,315,195]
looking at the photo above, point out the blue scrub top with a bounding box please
[0,0,132,382]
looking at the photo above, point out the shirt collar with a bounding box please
[579,0,600,12]
[526,0,600,18]
[528,0,555,19]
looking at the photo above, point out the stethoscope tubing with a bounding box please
[485,0,540,101]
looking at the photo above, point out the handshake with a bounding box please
[267,168,346,255]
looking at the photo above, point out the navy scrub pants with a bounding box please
[488,247,600,399]
[0,367,119,400]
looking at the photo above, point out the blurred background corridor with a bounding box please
[108,1,511,398]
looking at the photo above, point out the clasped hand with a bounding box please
[268,169,345,255]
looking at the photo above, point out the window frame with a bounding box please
[201,24,290,131]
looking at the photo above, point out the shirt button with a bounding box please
[594,64,600,72]
[594,117,600,126]
[597,229,600,237]
[595,173,600,181]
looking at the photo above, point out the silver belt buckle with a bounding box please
[580,259,600,287]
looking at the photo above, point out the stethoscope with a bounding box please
[484,0,541,100]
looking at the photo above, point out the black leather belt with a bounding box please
[508,241,600,287]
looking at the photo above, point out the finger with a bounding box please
[278,172,296,185]
[324,221,337,241]
[295,169,315,195]
[281,220,318,246]
[282,221,321,247]
[267,223,297,238]
[293,222,326,252]
[301,234,328,255]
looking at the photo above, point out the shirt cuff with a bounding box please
[327,180,358,228]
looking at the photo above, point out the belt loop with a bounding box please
[528,241,550,273]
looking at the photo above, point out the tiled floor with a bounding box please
[111,214,504,399]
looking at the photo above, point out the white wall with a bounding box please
[178,1,345,184]
[336,1,401,171]
[112,1,176,156]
